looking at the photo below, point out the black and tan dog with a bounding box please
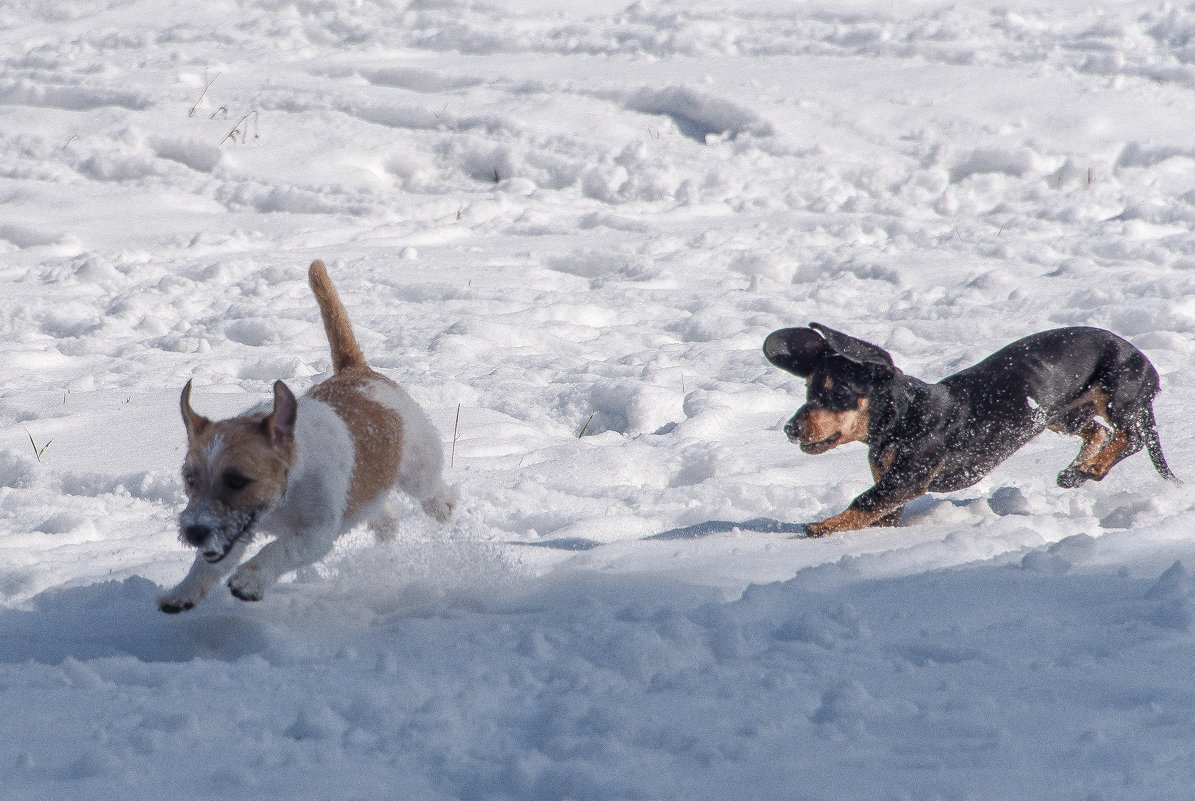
[764,323,1178,537]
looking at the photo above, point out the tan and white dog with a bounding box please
[158,260,455,613]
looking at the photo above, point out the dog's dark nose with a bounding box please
[184,524,211,547]
[784,410,806,443]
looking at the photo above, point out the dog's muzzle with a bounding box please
[179,503,258,563]
[784,412,810,446]
[785,410,840,454]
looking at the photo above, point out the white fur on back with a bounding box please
[364,380,446,502]
[259,395,355,532]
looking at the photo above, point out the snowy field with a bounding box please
[2,0,1195,797]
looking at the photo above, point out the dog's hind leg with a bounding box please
[1061,351,1177,485]
[419,483,456,523]
[1056,419,1112,488]
[1057,407,1151,488]
[368,499,400,543]
[398,454,455,522]
[395,412,456,523]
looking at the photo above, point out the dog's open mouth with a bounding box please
[199,512,258,564]
[800,433,841,454]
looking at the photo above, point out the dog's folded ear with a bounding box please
[263,380,298,444]
[764,327,829,377]
[765,323,897,378]
[809,323,894,371]
[180,380,211,439]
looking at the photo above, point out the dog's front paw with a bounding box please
[228,566,269,602]
[804,521,831,538]
[158,594,197,614]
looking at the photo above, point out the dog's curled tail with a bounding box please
[309,260,367,373]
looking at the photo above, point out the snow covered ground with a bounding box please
[2,0,1195,797]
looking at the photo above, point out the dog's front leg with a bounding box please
[806,507,894,537]
[806,453,941,537]
[227,523,339,602]
[158,539,250,613]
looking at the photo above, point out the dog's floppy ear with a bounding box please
[180,380,211,439]
[764,327,830,377]
[809,322,894,372]
[263,380,298,444]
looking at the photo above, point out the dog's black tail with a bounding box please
[1144,405,1181,485]
[309,260,367,374]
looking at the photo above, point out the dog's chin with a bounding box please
[196,513,259,564]
[799,433,841,455]
[202,546,234,564]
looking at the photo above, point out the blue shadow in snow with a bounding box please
[647,517,807,541]
[511,518,809,550]
[509,537,603,551]
[0,576,291,665]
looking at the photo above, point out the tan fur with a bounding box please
[305,260,404,520]
[180,377,298,510]
[1049,386,1131,480]
[1080,428,1131,479]
[806,507,882,537]
[160,259,455,613]
[1069,420,1112,469]
[798,398,870,453]
[1047,387,1109,431]
[309,259,367,373]
[182,414,295,511]
[807,445,938,537]
[180,381,208,439]
[309,367,404,519]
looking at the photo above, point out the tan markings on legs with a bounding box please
[1078,428,1131,480]
[869,508,904,527]
[1070,420,1111,468]
[806,507,888,537]
[1052,387,1136,485]
[1047,386,1111,437]
[309,367,404,519]
[808,450,938,537]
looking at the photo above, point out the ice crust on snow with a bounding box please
[1,0,1194,798]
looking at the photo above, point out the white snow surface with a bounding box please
[2,0,1195,798]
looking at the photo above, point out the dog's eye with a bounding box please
[223,472,252,491]
[826,385,859,408]
[183,469,198,488]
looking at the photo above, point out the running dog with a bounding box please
[159,260,455,612]
[764,323,1178,537]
